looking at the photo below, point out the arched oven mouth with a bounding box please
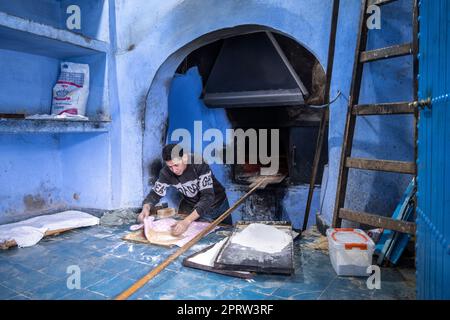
[175,30,328,188]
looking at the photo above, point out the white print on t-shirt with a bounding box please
[153,171,213,198]
[174,172,213,198]
[153,181,170,197]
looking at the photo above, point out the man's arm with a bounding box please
[138,173,170,223]
[171,163,215,235]
[137,203,152,223]
[193,165,215,217]
[171,209,200,236]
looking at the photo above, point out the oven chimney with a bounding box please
[202,31,309,108]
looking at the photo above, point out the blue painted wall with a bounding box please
[0,49,58,114]
[128,0,333,212]
[0,134,65,223]
[0,0,113,224]
[138,0,333,228]
[60,133,112,209]
[0,0,109,42]
[0,0,414,231]
[0,0,62,28]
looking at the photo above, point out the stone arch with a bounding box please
[142,24,326,197]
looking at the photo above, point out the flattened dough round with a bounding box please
[230,223,291,254]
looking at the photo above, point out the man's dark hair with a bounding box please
[162,143,184,161]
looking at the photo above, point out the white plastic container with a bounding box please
[326,228,375,277]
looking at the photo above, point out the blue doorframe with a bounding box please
[416,0,450,300]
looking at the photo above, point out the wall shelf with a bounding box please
[0,6,111,123]
[0,11,109,58]
[0,118,111,133]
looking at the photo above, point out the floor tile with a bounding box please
[27,278,76,300]
[0,224,417,300]
[0,284,20,299]
[88,273,137,298]
[0,263,55,295]
[59,289,108,300]
[318,277,374,300]
[9,294,31,300]
[273,290,322,300]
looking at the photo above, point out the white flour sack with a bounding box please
[51,62,90,116]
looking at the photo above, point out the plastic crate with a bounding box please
[326,228,375,277]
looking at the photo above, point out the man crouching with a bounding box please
[138,144,231,236]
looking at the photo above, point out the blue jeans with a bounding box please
[178,198,232,225]
[205,198,232,225]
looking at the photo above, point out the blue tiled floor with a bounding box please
[0,225,416,300]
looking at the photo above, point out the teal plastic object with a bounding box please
[375,179,415,265]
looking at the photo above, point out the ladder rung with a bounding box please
[353,102,416,115]
[345,158,416,174]
[360,43,413,63]
[339,209,416,234]
[367,0,398,7]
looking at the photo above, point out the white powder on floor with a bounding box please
[188,237,229,266]
[230,223,291,254]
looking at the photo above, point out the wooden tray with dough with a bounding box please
[182,242,253,279]
[122,215,230,248]
[122,214,186,247]
[214,221,295,275]
[122,229,183,248]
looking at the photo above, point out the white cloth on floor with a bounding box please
[0,210,99,248]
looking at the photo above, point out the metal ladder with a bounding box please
[332,0,428,235]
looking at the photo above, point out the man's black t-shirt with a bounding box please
[142,155,226,218]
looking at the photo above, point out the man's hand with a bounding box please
[138,203,151,223]
[171,210,199,236]
[171,219,190,236]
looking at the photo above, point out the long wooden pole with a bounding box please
[115,177,267,300]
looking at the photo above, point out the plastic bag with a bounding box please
[51,62,89,116]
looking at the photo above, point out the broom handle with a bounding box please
[115,177,267,300]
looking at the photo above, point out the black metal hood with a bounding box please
[203,32,309,108]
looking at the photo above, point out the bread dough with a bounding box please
[144,216,184,246]
[145,229,183,246]
[230,223,291,254]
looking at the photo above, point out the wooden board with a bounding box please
[122,214,187,248]
[0,113,25,119]
[248,174,286,189]
[122,229,175,248]
[214,221,294,275]
[122,214,231,248]
[156,208,176,218]
[182,242,253,279]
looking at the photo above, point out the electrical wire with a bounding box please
[304,90,344,109]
